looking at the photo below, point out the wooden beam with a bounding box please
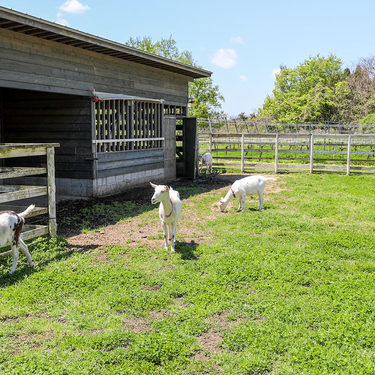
[0,167,46,179]
[0,186,47,203]
[47,147,57,237]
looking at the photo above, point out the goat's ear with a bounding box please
[150,182,157,189]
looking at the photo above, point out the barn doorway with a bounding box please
[176,117,197,179]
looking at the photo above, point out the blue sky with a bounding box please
[2,0,375,116]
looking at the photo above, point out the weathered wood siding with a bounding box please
[97,149,164,178]
[1,88,94,179]
[0,28,190,106]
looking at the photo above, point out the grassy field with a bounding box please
[1,173,375,374]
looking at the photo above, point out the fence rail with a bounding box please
[199,133,375,175]
[197,118,375,135]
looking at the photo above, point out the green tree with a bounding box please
[338,58,375,123]
[260,55,347,123]
[127,35,194,65]
[188,77,224,118]
[126,36,224,118]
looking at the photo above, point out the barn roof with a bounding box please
[0,6,212,79]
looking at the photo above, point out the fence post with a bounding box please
[209,133,212,154]
[241,133,245,173]
[275,133,279,173]
[309,134,314,173]
[208,118,212,134]
[347,134,352,176]
[46,146,57,237]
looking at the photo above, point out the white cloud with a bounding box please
[271,68,281,78]
[59,0,90,14]
[239,75,248,81]
[231,36,245,45]
[211,48,238,69]
[56,14,69,26]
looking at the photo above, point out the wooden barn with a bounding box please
[0,6,211,199]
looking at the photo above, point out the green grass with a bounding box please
[1,174,375,374]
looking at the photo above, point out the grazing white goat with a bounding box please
[0,205,35,274]
[198,152,213,175]
[150,182,182,252]
[218,176,276,212]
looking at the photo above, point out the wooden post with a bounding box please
[347,134,352,176]
[309,134,314,173]
[208,118,212,134]
[46,147,57,237]
[275,133,279,173]
[241,133,245,172]
[195,132,200,178]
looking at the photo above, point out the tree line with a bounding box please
[260,55,375,124]
[127,37,375,124]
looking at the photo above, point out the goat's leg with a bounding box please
[258,191,264,211]
[170,222,177,252]
[241,195,246,212]
[237,196,242,211]
[19,238,34,268]
[205,162,209,175]
[161,221,169,250]
[10,245,19,274]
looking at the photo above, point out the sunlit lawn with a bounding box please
[0,173,374,374]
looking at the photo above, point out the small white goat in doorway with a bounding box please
[218,176,276,212]
[0,205,35,274]
[198,152,213,175]
[150,182,182,252]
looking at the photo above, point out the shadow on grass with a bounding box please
[175,240,199,260]
[0,243,97,288]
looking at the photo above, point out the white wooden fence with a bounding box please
[199,133,375,175]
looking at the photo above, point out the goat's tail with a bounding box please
[265,177,277,182]
[18,204,36,218]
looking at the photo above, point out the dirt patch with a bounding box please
[198,331,223,353]
[123,317,152,333]
[210,311,243,331]
[61,174,286,251]
[12,330,55,353]
[123,310,170,333]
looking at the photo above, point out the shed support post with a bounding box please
[47,146,57,237]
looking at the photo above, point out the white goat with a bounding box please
[0,205,35,274]
[218,176,276,212]
[150,182,182,252]
[198,152,213,175]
